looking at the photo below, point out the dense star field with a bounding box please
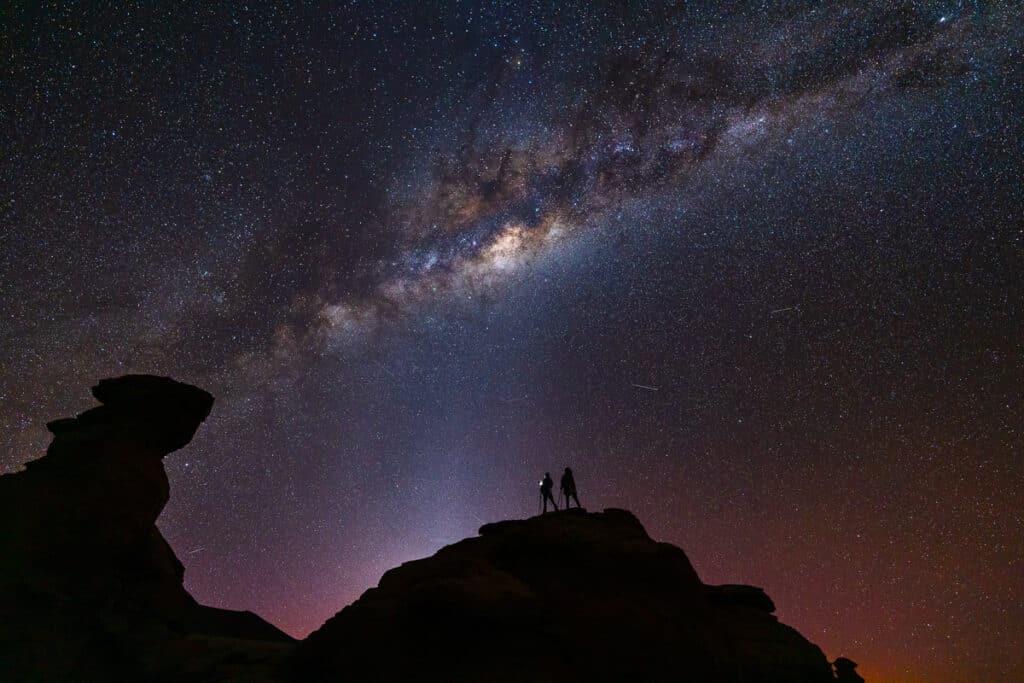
[2,2,1022,681]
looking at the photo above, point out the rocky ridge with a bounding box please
[294,507,841,683]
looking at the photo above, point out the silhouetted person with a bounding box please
[539,472,558,513]
[560,467,581,508]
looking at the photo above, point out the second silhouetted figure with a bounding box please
[540,472,559,513]
[560,467,581,508]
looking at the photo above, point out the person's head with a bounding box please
[565,467,572,474]
[544,472,550,478]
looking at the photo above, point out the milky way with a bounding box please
[2,3,1022,681]
[282,3,1004,355]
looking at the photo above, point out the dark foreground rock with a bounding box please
[294,508,838,683]
[0,375,293,683]
[2,375,862,682]
[834,657,866,683]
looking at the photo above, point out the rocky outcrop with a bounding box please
[2,375,861,682]
[294,508,838,683]
[0,375,292,683]
[834,657,866,682]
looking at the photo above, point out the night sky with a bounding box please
[2,2,1022,681]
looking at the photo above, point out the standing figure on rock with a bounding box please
[560,467,581,509]
[539,472,559,513]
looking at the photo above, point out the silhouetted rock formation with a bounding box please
[3,376,862,682]
[834,657,866,682]
[0,375,292,683]
[294,508,838,683]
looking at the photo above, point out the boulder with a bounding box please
[706,583,777,613]
[834,657,866,682]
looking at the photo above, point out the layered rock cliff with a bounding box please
[294,508,839,683]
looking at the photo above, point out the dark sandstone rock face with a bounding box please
[294,508,837,683]
[0,375,292,682]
